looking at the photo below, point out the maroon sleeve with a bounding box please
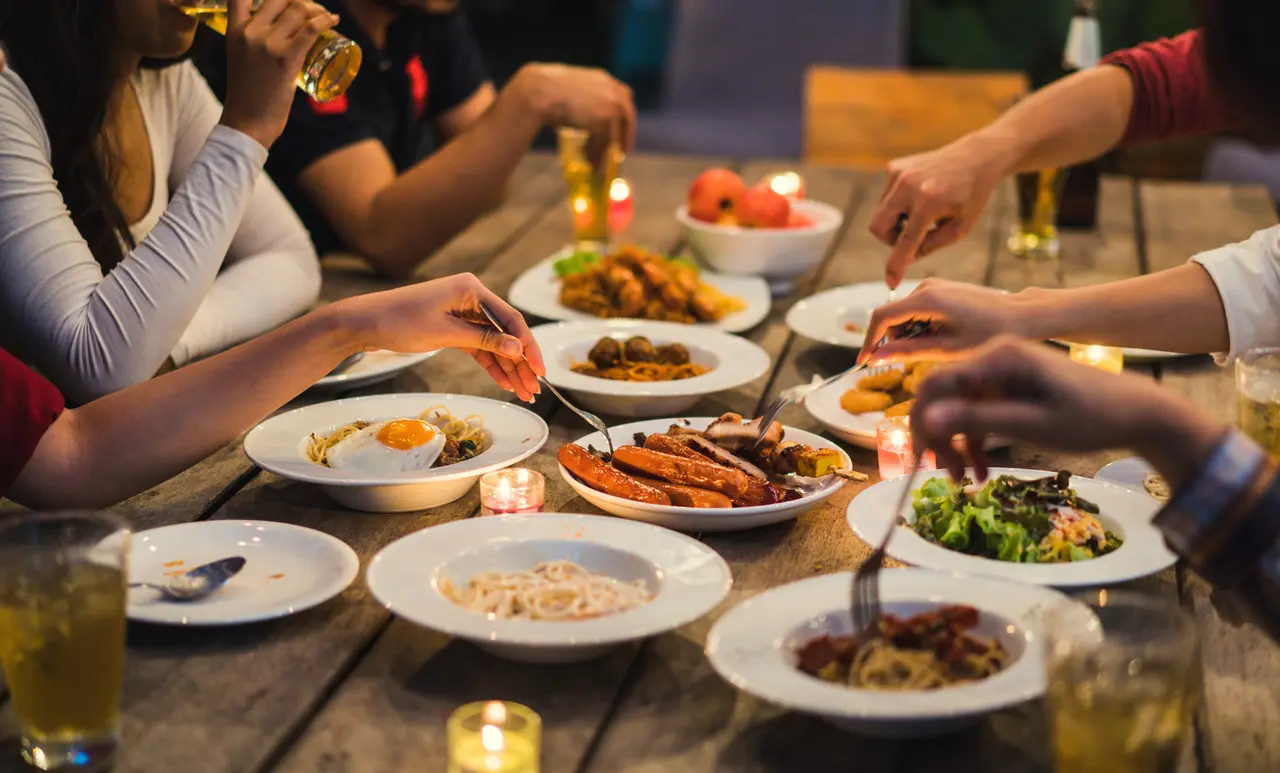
[0,347,65,496]
[1101,29,1239,146]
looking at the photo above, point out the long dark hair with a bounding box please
[0,1,145,271]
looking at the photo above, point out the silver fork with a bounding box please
[753,364,890,448]
[476,303,615,457]
[852,452,923,636]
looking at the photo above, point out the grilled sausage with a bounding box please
[611,446,778,507]
[557,445,671,505]
[631,476,733,508]
[643,433,706,460]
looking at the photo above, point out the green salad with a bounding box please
[908,471,1123,564]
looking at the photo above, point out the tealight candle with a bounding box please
[479,469,545,516]
[761,170,806,200]
[1068,343,1124,374]
[875,416,936,480]
[448,701,541,773]
[608,177,634,234]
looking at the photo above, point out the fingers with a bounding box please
[477,285,546,376]
[868,180,911,246]
[916,399,1050,457]
[469,350,514,392]
[440,315,524,359]
[885,208,938,289]
[870,338,969,363]
[227,0,256,27]
[617,84,637,152]
[917,219,968,259]
[857,291,943,365]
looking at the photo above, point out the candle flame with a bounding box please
[610,177,631,202]
[481,724,505,753]
[1084,345,1107,361]
[572,196,590,214]
[482,701,507,725]
[890,429,907,447]
[495,476,513,500]
[485,755,502,771]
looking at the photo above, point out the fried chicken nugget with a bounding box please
[839,389,894,415]
[884,399,915,418]
[856,369,905,393]
[903,361,940,395]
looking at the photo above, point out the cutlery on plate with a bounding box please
[852,454,922,635]
[326,351,365,377]
[129,556,246,602]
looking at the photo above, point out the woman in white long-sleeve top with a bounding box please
[0,0,333,403]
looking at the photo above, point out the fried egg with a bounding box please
[326,418,446,474]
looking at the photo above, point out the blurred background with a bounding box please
[466,0,1280,197]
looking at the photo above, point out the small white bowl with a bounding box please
[243,393,549,513]
[532,319,772,418]
[367,513,732,663]
[558,417,850,532]
[677,200,843,287]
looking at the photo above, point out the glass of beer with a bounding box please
[0,513,131,771]
[557,127,624,252]
[1045,589,1199,773]
[1008,168,1067,259]
[1236,346,1280,458]
[176,0,362,102]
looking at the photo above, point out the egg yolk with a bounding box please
[376,419,436,450]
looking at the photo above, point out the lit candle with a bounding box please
[875,416,937,480]
[608,177,633,234]
[448,701,541,773]
[479,468,545,516]
[1068,343,1124,374]
[571,194,595,233]
[760,170,806,200]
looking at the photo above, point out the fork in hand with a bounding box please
[852,451,923,637]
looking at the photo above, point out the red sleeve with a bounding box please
[1101,29,1239,146]
[0,348,65,496]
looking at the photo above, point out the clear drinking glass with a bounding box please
[1044,589,1199,773]
[175,0,363,102]
[0,513,131,771]
[557,127,624,252]
[1236,346,1280,459]
[1008,168,1067,259]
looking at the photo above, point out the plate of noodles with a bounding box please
[507,245,772,333]
[366,512,732,663]
[846,468,1176,588]
[705,568,1092,737]
[243,393,548,513]
[532,319,772,418]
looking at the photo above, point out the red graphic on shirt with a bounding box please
[309,94,350,115]
[406,55,429,119]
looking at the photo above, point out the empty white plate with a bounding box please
[785,280,922,349]
[127,521,359,626]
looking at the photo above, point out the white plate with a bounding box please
[558,417,850,532]
[533,319,772,418]
[786,281,922,349]
[367,513,732,663]
[1095,457,1161,498]
[244,393,548,513]
[507,248,772,334]
[846,468,1176,587]
[706,569,1091,737]
[803,365,1010,451]
[127,521,358,626]
[1049,340,1187,362]
[310,350,438,391]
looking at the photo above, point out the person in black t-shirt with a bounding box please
[195,0,635,278]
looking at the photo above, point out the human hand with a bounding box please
[219,0,338,148]
[337,273,546,402]
[909,336,1224,486]
[515,63,636,152]
[869,133,1012,288]
[857,279,1028,365]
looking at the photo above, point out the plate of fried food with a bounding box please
[532,320,772,418]
[557,413,855,532]
[508,245,771,333]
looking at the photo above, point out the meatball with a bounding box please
[655,343,691,365]
[587,337,624,368]
[624,336,657,363]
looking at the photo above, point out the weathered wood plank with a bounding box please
[1141,180,1275,272]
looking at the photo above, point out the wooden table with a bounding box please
[2,154,1278,773]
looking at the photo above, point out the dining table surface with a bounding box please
[2,151,1279,773]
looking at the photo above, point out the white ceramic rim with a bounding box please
[846,468,1177,587]
[785,281,923,349]
[675,199,844,236]
[506,249,772,334]
[367,513,733,646]
[706,569,1085,721]
[557,417,850,517]
[533,319,771,397]
[311,350,438,389]
[243,393,549,487]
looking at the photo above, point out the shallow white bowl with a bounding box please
[244,393,548,513]
[367,513,732,663]
[678,200,843,287]
[532,319,772,418]
[846,468,1177,587]
[558,417,850,532]
[706,569,1091,737]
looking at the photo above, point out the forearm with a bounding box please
[10,304,363,510]
[1013,264,1228,353]
[969,65,1134,177]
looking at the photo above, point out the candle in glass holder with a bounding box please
[448,701,541,773]
[760,170,805,200]
[608,177,634,234]
[479,468,545,516]
[875,416,936,480]
[1068,343,1124,374]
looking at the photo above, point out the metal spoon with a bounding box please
[326,351,365,377]
[129,556,246,602]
